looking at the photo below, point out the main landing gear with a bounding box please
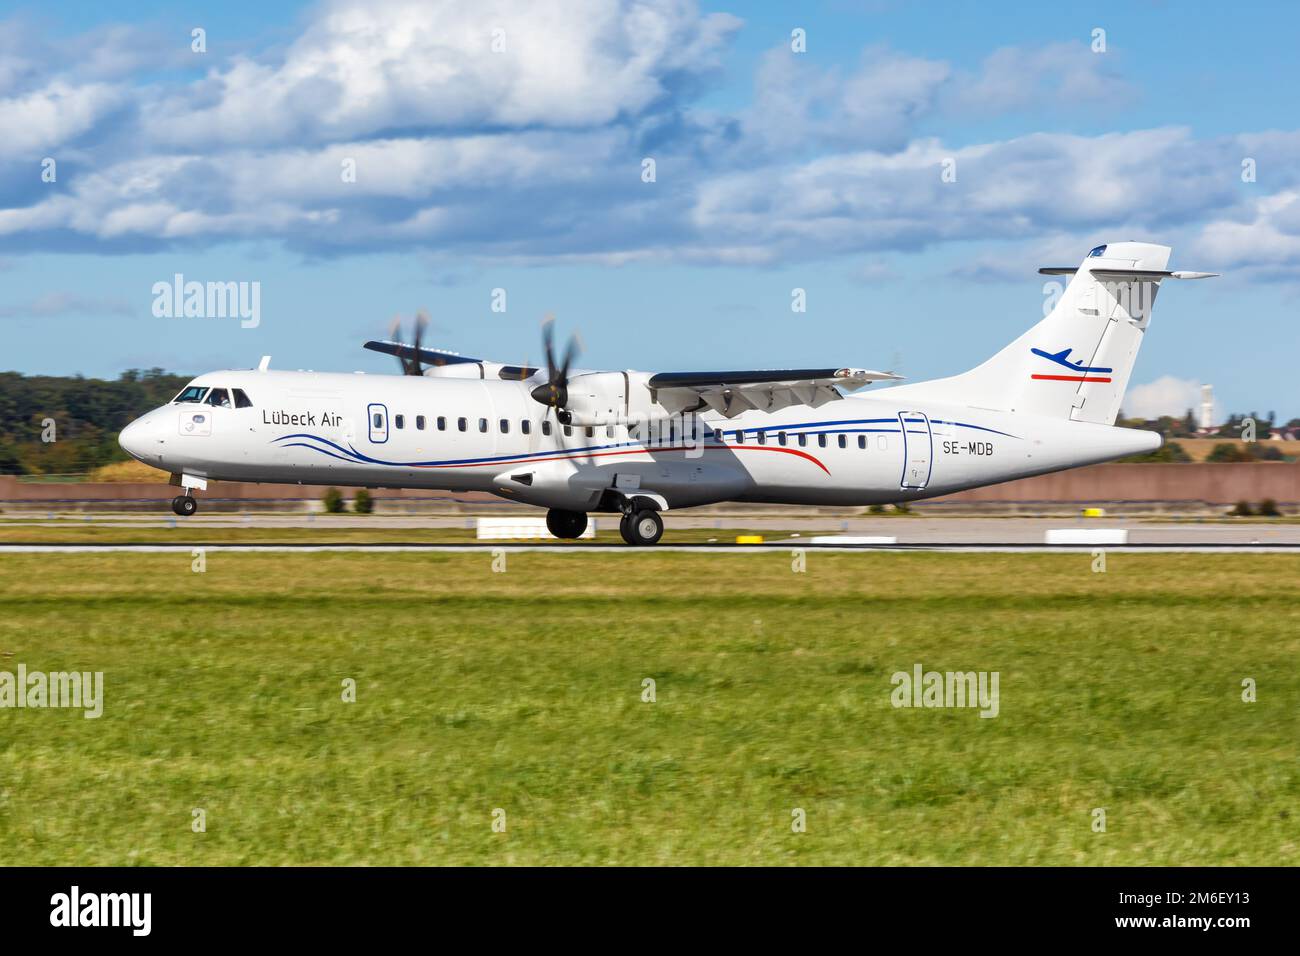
[546,502,665,546]
[545,508,588,539]
[171,495,197,517]
[619,508,663,547]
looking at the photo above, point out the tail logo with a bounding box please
[1029,347,1112,383]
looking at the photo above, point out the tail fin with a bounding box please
[891,242,1213,424]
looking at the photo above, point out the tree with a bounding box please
[1206,443,1252,463]
[0,370,190,475]
[1119,441,1192,463]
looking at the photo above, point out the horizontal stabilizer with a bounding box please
[1039,267,1219,281]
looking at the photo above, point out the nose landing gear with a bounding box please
[545,508,588,539]
[171,495,197,517]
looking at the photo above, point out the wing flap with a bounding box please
[647,367,898,388]
[650,367,901,418]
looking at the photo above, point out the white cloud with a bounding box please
[144,0,741,147]
[944,42,1130,115]
[744,45,949,153]
[0,80,124,158]
[1124,376,1217,421]
[1190,190,1300,276]
[2,0,1300,279]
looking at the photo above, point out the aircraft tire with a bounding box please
[545,508,588,539]
[620,509,663,546]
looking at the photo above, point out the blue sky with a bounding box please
[1,0,1297,420]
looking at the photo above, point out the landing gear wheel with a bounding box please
[545,508,588,540]
[171,495,197,517]
[619,509,663,546]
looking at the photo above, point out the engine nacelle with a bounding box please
[562,371,678,427]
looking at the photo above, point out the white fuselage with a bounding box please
[119,368,1161,511]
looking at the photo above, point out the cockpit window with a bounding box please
[173,385,208,403]
[232,388,253,408]
[204,388,232,408]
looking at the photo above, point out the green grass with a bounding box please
[0,551,1296,865]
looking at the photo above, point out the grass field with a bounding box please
[0,550,1296,865]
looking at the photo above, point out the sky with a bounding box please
[0,0,1297,421]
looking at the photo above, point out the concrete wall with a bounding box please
[2,463,1296,511]
[933,462,1299,506]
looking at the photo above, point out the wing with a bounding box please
[646,367,902,418]
[363,340,541,379]
[364,339,479,368]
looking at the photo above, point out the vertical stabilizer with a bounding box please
[887,242,1214,425]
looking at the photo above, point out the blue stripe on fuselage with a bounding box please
[272,415,1020,469]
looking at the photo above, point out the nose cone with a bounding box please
[118,418,145,460]
[119,411,164,463]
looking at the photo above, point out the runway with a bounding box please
[3,542,1298,554]
[3,513,1297,551]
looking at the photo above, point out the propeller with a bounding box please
[530,316,581,425]
[387,310,430,376]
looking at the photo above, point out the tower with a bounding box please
[1199,384,1214,431]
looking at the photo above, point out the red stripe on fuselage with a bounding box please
[413,443,832,475]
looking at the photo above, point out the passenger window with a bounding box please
[395,414,405,429]
[500,419,509,434]
[373,413,383,429]
[542,421,553,436]
[627,422,639,441]
[858,435,866,450]
[232,388,253,408]
[585,426,594,438]
[416,415,425,430]
[735,431,744,444]
[778,432,787,446]
[877,435,887,450]
[757,432,766,445]
[818,434,827,448]
[437,416,446,431]
[838,434,847,449]
[204,388,231,408]
[606,425,615,438]
[521,420,531,435]
[458,417,467,432]
[478,418,488,433]
[797,434,807,447]
[564,425,573,437]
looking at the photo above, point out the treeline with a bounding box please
[0,369,190,474]
[1117,411,1294,439]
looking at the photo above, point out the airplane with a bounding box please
[118,241,1215,545]
[1027,347,1114,377]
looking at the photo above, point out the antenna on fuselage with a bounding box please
[257,355,271,371]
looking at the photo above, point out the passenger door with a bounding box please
[367,403,388,444]
[898,411,933,490]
